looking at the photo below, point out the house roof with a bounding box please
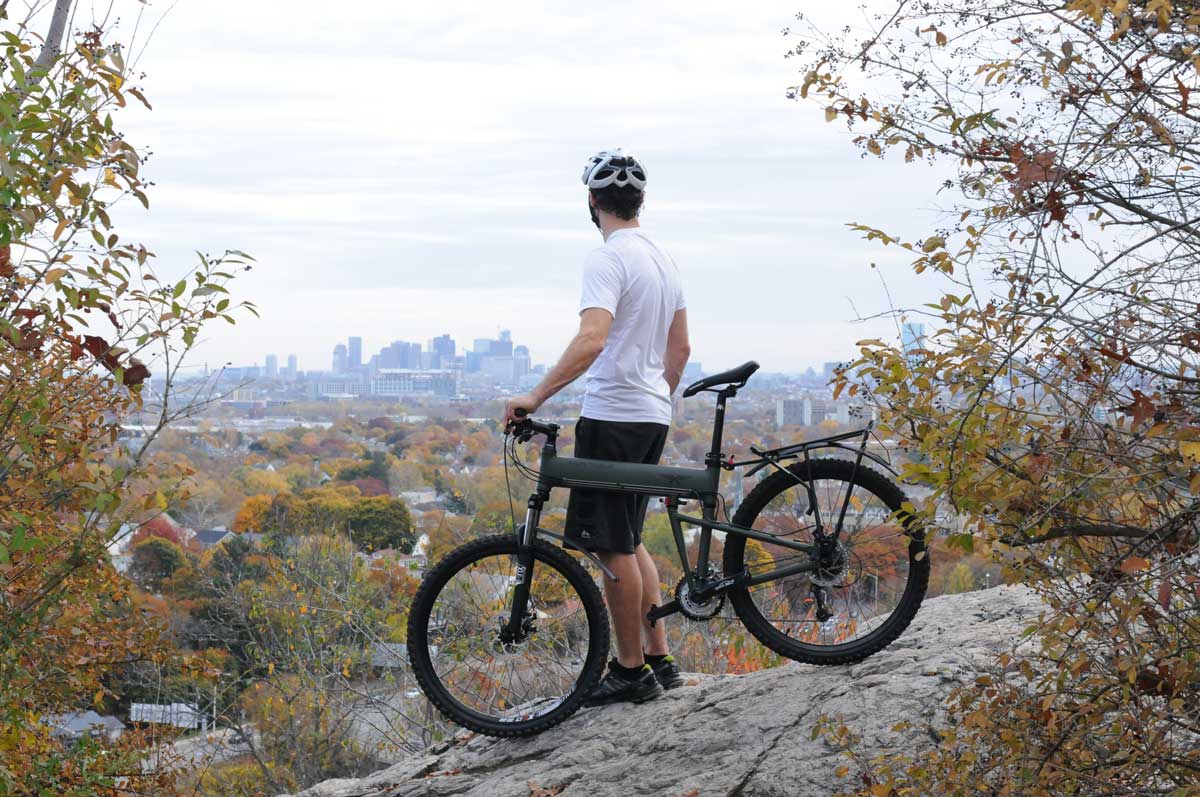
[44,710,125,736]
[369,642,408,668]
[194,528,232,546]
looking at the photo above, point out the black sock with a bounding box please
[644,653,670,665]
[612,660,647,677]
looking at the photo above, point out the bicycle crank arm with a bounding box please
[647,601,681,627]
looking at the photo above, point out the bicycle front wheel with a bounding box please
[723,458,929,665]
[406,535,609,737]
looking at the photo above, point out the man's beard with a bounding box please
[588,199,600,230]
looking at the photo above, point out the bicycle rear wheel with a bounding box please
[723,458,928,665]
[406,535,609,737]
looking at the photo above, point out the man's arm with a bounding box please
[664,308,690,394]
[504,308,612,422]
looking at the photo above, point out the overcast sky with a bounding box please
[24,0,949,375]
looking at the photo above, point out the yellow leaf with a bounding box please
[825,107,838,122]
[52,218,70,241]
[867,139,882,156]
[299,604,308,614]
[44,268,67,285]
[1181,441,1200,463]
[922,236,946,253]
[268,662,275,675]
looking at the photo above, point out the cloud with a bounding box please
[27,0,950,374]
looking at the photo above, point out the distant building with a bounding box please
[776,397,812,429]
[348,336,363,370]
[332,344,348,374]
[265,354,278,379]
[194,529,233,550]
[44,711,125,743]
[129,703,204,730]
[513,345,531,380]
[811,398,851,425]
[371,369,456,397]
[320,374,369,397]
[430,334,456,367]
[482,356,516,385]
[369,642,408,669]
[823,361,844,383]
[901,322,926,362]
[286,353,298,380]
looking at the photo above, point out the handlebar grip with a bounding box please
[514,408,528,418]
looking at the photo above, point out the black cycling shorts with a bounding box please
[563,416,670,555]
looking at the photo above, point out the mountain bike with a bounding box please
[406,361,929,737]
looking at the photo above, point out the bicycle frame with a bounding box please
[502,384,890,638]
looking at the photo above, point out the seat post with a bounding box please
[705,388,735,469]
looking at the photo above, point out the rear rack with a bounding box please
[727,422,896,478]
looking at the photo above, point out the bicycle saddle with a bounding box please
[681,360,760,397]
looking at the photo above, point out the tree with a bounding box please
[233,494,274,533]
[0,6,252,793]
[347,495,415,552]
[941,562,975,595]
[796,1,1200,793]
[128,537,188,594]
[199,534,442,795]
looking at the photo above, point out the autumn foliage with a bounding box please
[793,0,1200,793]
[0,9,251,795]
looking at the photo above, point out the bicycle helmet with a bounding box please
[581,149,647,190]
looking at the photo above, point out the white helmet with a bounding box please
[581,148,647,190]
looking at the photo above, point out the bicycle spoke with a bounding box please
[425,548,592,722]
[740,474,913,648]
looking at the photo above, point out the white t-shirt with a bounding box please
[578,228,685,425]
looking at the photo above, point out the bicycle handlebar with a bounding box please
[507,409,558,442]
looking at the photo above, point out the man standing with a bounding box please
[504,149,691,706]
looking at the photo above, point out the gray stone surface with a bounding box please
[283,585,1041,797]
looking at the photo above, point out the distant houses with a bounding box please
[129,702,206,730]
[43,711,126,743]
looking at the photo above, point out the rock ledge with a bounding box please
[285,585,1040,797]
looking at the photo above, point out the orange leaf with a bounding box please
[1158,578,1172,611]
[1120,557,1149,574]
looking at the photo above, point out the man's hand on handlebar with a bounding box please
[504,394,541,426]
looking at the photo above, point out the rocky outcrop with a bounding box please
[284,585,1041,797]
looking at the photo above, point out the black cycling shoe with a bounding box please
[583,660,664,707]
[648,654,685,690]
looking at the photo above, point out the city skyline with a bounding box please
[236,325,852,381]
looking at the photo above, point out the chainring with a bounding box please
[675,572,726,621]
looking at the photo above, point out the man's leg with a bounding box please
[635,544,669,656]
[597,551,645,669]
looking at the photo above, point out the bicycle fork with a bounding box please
[500,496,544,645]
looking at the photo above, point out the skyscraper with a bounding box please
[265,354,279,379]
[287,354,298,380]
[332,344,348,374]
[348,336,363,370]
[513,345,531,380]
[431,334,456,368]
